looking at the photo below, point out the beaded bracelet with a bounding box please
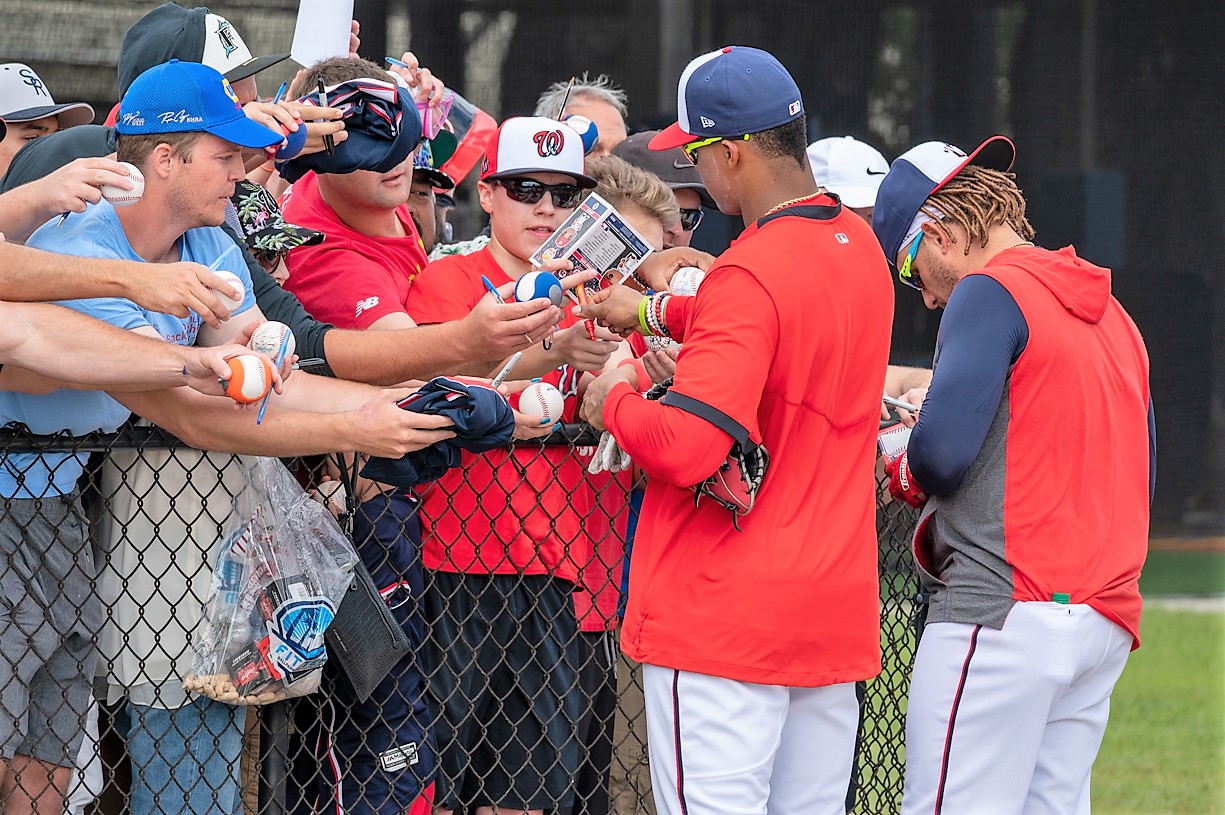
[638,296,655,336]
[645,294,667,337]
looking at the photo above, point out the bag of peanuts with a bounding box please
[184,458,357,705]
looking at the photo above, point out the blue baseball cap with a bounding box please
[872,135,1015,266]
[116,59,281,150]
[650,46,804,151]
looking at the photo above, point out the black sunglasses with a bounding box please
[494,178,584,209]
[679,207,704,232]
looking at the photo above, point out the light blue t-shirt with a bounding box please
[0,200,257,498]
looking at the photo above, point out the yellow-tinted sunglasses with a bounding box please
[682,133,751,163]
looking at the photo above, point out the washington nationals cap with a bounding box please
[116,60,282,150]
[873,135,1016,266]
[807,136,890,209]
[481,116,597,188]
[613,130,714,208]
[650,46,803,152]
[0,64,93,127]
[118,3,290,98]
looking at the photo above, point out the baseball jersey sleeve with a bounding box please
[907,274,1029,495]
[605,266,778,487]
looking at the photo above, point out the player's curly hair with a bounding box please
[921,165,1035,254]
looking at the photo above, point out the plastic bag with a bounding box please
[184,458,357,705]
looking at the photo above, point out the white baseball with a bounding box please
[518,382,565,425]
[210,270,246,312]
[670,266,706,296]
[248,321,297,360]
[100,161,144,207]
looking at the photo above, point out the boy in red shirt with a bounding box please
[406,116,625,815]
[579,47,895,814]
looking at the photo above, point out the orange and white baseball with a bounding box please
[518,382,565,425]
[100,161,144,207]
[223,355,273,404]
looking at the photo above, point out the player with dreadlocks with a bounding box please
[871,136,1155,814]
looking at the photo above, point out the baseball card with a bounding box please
[529,192,655,298]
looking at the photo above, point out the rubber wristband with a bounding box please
[617,357,652,392]
[638,296,654,336]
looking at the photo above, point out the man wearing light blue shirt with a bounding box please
[0,59,282,813]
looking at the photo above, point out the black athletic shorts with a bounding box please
[422,571,581,811]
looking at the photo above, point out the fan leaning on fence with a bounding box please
[0,60,459,814]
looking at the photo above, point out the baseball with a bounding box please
[248,321,296,361]
[100,161,144,207]
[514,271,564,307]
[670,266,707,296]
[210,270,246,312]
[518,382,565,425]
[223,354,273,404]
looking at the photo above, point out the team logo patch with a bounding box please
[699,115,716,129]
[215,18,239,58]
[533,129,565,158]
[941,144,967,158]
[222,78,241,107]
[18,68,47,97]
[788,100,801,115]
[377,743,420,772]
[835,232,849,244]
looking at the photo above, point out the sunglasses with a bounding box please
[494,178,584,209]
[679,207,703,232]
[897,233,924,290]
[252,247,289,273]
[682,133,750,163]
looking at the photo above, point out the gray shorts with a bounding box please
[0,494,101,765]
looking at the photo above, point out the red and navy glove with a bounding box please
[884,451,928,509]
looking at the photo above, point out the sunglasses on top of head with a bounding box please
[493,178,585,209]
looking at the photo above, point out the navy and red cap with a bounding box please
[480,115,596,188]
[649,46,804,152]
[872,135,1016,266]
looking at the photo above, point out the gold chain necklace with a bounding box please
[763,192,822,217]
[1003,240,1034,251]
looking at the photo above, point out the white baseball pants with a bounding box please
[643,664,859,815]
[903,602,1133,815]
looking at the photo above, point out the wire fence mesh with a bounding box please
[0,423,918,814]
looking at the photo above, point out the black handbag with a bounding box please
[324,556,413,704]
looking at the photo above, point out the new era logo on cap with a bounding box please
[872,135,1016,265]
[650,46,805,151]
[117,59,281,150]
[481,115,597,188]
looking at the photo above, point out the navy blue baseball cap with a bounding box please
[279,78,423,184]
[872,135,1016,266]
[650,46,804,151]
[116,59,281,150]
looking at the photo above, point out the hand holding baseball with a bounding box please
[632,246,717,292]
[35,157,140,218]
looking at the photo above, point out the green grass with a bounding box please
[1140,549,1225,595]
[1094,607,1225,814]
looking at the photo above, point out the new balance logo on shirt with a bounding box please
[355,296,380,317]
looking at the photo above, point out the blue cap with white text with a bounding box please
[116,59,281,150]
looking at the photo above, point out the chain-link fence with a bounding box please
[0,422,918,815]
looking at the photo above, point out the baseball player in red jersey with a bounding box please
[579,47,894,814]
[872,137,1155,814]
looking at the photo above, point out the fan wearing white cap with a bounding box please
[0,63,93,177]
[806,135,889,226]
[870,136,1154,815]
[404,116,626,815]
